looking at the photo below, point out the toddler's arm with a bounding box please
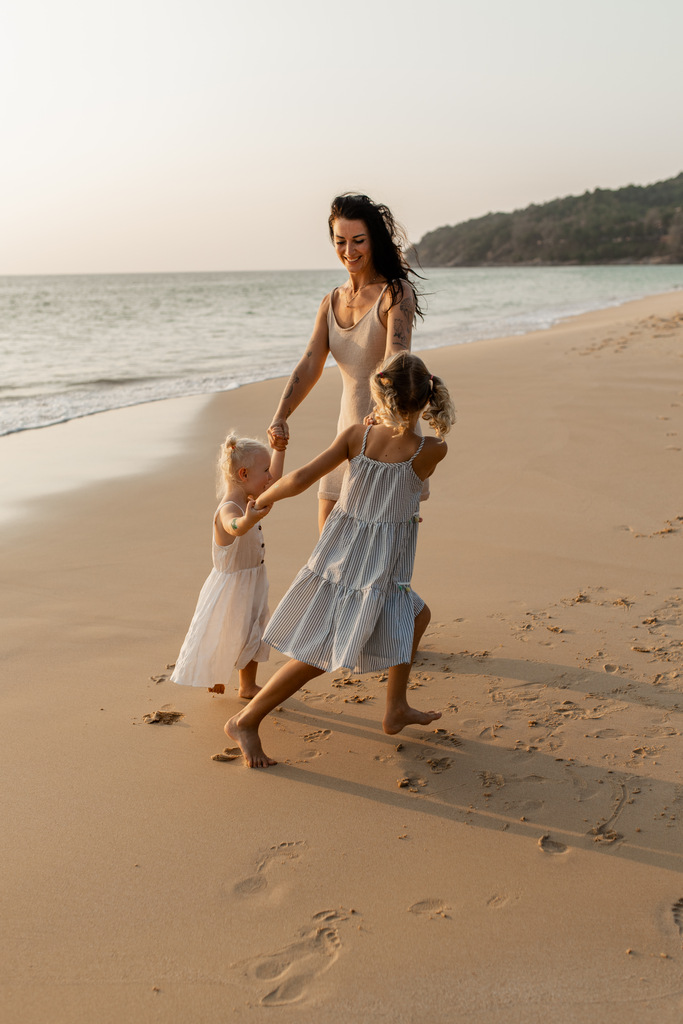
[219,500,271,537]
[269,443,286,483]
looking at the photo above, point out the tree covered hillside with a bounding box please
[413,173,683,266]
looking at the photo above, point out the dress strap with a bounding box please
[216,499,244,517]
[408,437,425,462]
[360,424,372,455]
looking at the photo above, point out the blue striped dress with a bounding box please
[263,426,425,673]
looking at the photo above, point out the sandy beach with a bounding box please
[1,290,682,1023]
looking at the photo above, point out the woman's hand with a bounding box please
[268,420,289,450]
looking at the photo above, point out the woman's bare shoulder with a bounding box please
[381,278,415,314]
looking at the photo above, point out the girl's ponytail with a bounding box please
[370,370,407,434]
[422,374,456,439]
[371,353,456,438]
[217,431,269,496]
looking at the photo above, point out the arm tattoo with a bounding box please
[283,373,300,401]
[392,320,409,349]
[399,297,414,322]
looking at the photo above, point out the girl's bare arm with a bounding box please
[269,446,286,483]
[254,426,362,509]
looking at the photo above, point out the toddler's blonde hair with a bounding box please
[217,431,269,496]
[369,352,456,438]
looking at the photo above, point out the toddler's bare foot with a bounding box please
[238,683,262,700]
[382,705,442,735]
[225,716,277,768]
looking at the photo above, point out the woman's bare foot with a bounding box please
[382,705,442,736]
[225,716,277,768]
[238,683,262,700]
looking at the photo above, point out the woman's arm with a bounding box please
[254,426,361,509]
[382,281,415,359]
[268,294,331,444]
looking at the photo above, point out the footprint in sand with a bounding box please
[233,841,306,898]
[538,834,568,854]
[408,899,450,919]
[672,899,683,937]
[431,728,461,747]
[397,776,428,792]
[234,909,350,1006]
[486,893,521,910]
[303,729,331,742]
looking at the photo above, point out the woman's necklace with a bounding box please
[344,276,382,309]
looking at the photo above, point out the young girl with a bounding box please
[226,352,456,767]
[171,432,285,699]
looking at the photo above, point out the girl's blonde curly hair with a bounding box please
[217,431,269,496]
[369,352,455,438]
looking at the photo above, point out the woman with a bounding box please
[268,193,426,531]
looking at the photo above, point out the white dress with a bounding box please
[171,501,270,687]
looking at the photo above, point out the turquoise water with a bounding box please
[1,265,681,436]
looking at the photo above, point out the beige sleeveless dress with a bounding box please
[318,283,429,502]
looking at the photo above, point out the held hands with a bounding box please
[245,498,272,524]
[268,420,289,451]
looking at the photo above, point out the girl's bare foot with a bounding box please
[238,683,262,700]
[225,716,277,768]
[238,662,260,701]
[382,705,442,735]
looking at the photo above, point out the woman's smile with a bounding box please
[333,217,373,274]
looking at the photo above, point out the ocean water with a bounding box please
[1,265,682,437]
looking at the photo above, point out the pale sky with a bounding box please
[2,0,682,275]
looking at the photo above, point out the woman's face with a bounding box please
[332,218,373,275]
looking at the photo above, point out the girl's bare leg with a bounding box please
[226,660,324,768]
[318,498,337,534]
[238,660,261,700]
[383,604,441,734]
[411,602,431,664]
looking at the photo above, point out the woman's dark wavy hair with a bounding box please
[328,193,424,322]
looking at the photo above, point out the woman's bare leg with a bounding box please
[238,660,261,700]
[383,604,441,734]
[318,498,337,534]
[225,660,324,767]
